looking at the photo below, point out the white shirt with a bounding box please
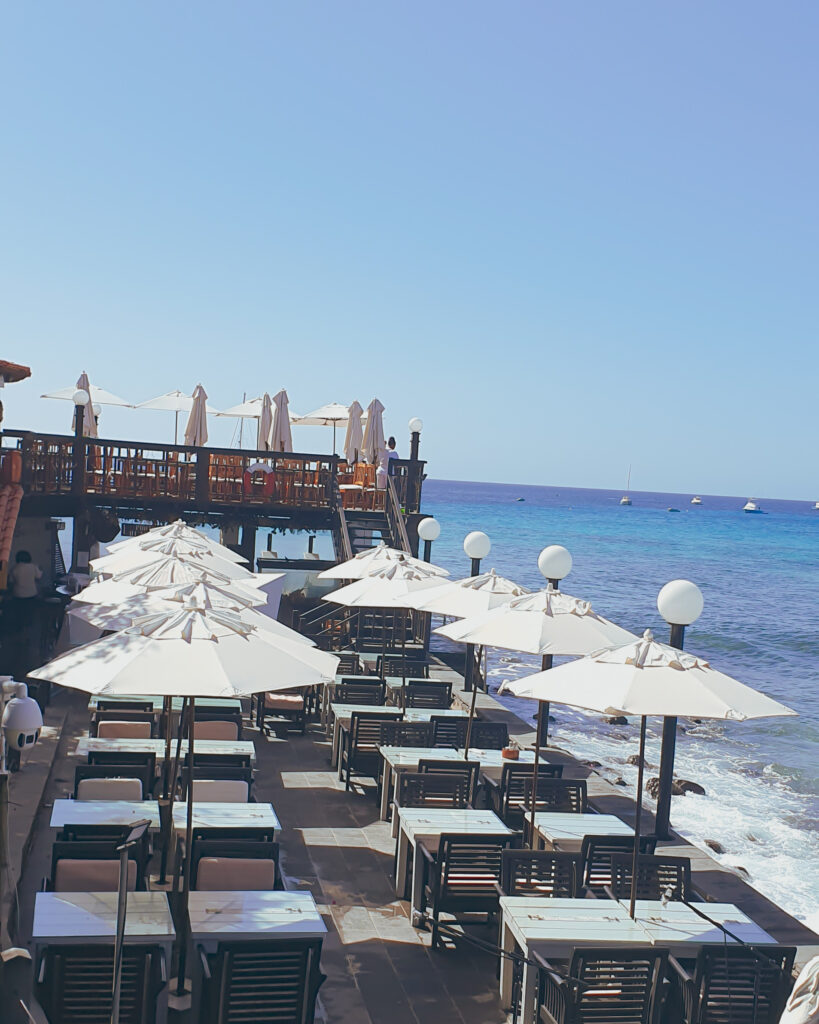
[10,562,42,598]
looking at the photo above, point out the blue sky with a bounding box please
[2,3,817,499]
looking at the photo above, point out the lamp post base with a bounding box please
[167,979,192,1012]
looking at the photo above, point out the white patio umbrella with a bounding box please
[137,390,220,444]
[30,596,339,996]
[318,540,449,580]
[343,400,364,464]
[295,402,353,453]
[184,384,209,447]
[362,398,385,465]
[90,537,248,578]
[270,389,293,452]
[105,521,244,563]
[404,568,530,617]
[507,629,796,917]
[42,373,132,435]
[216,396,266,419]
[325,557,449,678]
[72,555,262,606]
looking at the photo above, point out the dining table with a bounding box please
[329,703,467,769]
[499,895,779,1024]
[188,890,326,952]
[50,798,161,831]
[527,811,634,852]
[74,736,256,763]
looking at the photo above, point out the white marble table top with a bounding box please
[531,812,633,849]
[74,737,256,762]
[328,703,401,722]
[457,748,536,766]
[172,802,280,831]
[380,745,537,770]
[397,807,513,845]
[33,891,175,945]
[50,799,161,830]
[88,695,242,712]
[188,890,326,941]
[501,896,776,956]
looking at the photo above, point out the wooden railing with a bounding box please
[385,476,412,554]
[3,430,338,510]
[390,459,424,513]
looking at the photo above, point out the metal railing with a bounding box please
[385,476,412,553]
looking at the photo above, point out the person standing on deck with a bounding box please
[376,437,399,488]
[7,550,42,631]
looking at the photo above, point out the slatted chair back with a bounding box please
[96,720,153,740]
[556,947,668,1024]
[200,939,325,1024]
[191,779,249,802]
[96,699,155,713]
[191,825,278,842]
[430,715,468,748]
[685,945,796,1024]
[377,653,429,677]
[190,838,281,891]
[74,763,154,800]
[396,772,471,811]
[418,759,480,803]
[91,710,156,737]
[404,680,452,709]
[336,653,361,674]
[500,849,580,898]
[342,711,399,789]
[610,853,693,903]
[335,681,386,705]
[379,720,434,747]
[49,839,142,892]
[76,777,143,801]
[180,764,254,798]
[37,944,162,1024]
[468,721,509,749]
[87,752,157,778]
[499,762,566,820]
[580,835,657,895]
[187,752,253,770]
[192,719,241,741]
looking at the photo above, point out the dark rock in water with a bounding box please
[548,715,556,723]
[705,839,725,854]
[606,716,628,725]
[746,834,760,843]
[645,777,661,799]
[627,754,657,769]
[613,777,627,787]
[733,865,751,880]
[676,779,705,796]
[583,760,602,769]
[677,724,687,734]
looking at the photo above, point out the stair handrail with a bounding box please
[385,475,412,554]
[333,480,354,562]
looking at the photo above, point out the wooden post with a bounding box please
[195,449,210,507]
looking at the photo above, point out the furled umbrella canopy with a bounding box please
[184,384,209,447]
[362,398,385,465]
[270,388,293,452]
[318,540,450,580]
[343,400,364,464]
[257,392,273,451]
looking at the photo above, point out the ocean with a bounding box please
[420,479,819,931]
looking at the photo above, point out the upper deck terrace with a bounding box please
[2,428,425,528]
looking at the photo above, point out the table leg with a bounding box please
[521,951,538,1024]
[380,761,392,821]
[331,719,341,768]
[411,840,425,925]
[395,823,409,899]
[499,919,515,1008]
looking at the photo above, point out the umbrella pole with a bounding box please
[161,698,187,887]
[628,715,648,920]
[463,646,481,759]
[174,410,178,445]
[537,654,552,748]
[157,697,173,885]
[527,701,545,848]
[175,697,195,997]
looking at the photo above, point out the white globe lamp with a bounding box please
[417,517,440,543]
[657,579,704,627]
[73,388,90,406]
[92,403,102,417]
[408,417,423,434]
[463,531,491,561]
[538,545,572,586]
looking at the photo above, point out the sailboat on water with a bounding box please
[620,466,632,506]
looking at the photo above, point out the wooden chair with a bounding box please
[192,719,241,741]
[340,712,400,790]
[394,771,472,813]
[48,842,141,892]
[36,944,166,1024]
[580,835,657,896]
[468,721,509,749]
[430,716,468,748]
[335,652,361,675]
[96,700,155,713]
[180,765,254,800]
[76,777,143,801]
[191,839,281,891]
[96,720,152,740]
[534,947,668,1024]
[669,945,796,1024]
[418,759,481,804]
[378,653,429,678]
[256,691,307,734]
[197,939,325,1024]
[74,763,154,800]
[420,833,517,949]
[190,779,250,803]
[379,720,434,747]
[498,849,580,898]
[404,680,452,709]
[487,763,569,828]
[334,680,386,706]
[609,853,693,903]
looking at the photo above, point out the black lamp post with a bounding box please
[417,517,440,649]
[655,579,704,840]
[533,544,573,750]
[462,531,490,692]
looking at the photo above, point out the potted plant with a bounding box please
[502,737,520,760]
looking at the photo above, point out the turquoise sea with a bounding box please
[420,479,819,930]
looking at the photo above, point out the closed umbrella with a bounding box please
[507,629,796,917]
[257,393,273,451]
[270,389,293,452]
[318,540,449,581]
[183,384,209,447]
[29,596,339,999]
[137,390,220,444]
[295,402,353,453]
[362,398,385,465]
[343,401,364,464]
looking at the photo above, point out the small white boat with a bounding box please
[813,501,819,510]
[691,496,702,506]
[743,499,763,514]
[620,466,632,506]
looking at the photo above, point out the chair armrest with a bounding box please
[668,955,692,982]
[158,949,167,984]
[36,953,46,985]
[197,945,211,980]
[419,842,437,865]
[532,952,571,1024]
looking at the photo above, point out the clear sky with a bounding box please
[2,3,817,499]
